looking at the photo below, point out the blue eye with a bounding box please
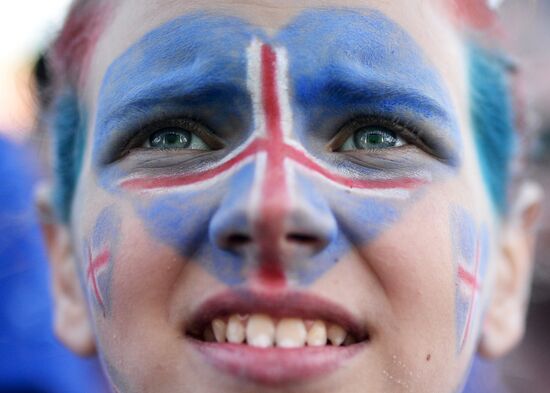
[338,127,406,151]
[146,127,210,150]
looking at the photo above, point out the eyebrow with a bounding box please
[274,8,462,145]
[94,70,251,165]
[296,69,455,127]
[92,13,258,164]
[99,77,251,134]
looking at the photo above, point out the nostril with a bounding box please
[226,233,252,247]
[286,233,320,246]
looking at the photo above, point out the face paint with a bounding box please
[277,9,461,165]
[92,10,461,287]
[84,206,120,316]
[451,206,490,353]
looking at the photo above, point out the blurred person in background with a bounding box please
[0,50,109,392]
[497,1,550,392]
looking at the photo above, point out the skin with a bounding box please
[43,1,540,393]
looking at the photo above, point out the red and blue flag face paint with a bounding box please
[84,207,120,316]
[451,206,489,353]
[92,10,462,287]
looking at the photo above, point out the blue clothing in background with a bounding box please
[0,135,109,393]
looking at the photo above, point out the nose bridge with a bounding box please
[209,40,337,286]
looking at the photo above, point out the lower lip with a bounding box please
[190,339,366,385]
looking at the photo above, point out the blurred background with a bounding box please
[0,1,548,392]
[0,0,70,139]
[0,1,109,392]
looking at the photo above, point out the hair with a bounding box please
[43,0,111,222]
[41,0,524,222]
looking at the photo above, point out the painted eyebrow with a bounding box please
[94,76,250,164]
[315,78,452,124]
[293,64,461,163]
[99,79,250,129]
[295,61,455,130]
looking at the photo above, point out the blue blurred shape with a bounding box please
[0,135,109,393]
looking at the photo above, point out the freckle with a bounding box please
[426,354,431,361]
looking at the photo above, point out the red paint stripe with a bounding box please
[458,265,480,291]
[121,139,424,192]
[87,248,110,308]
[284,145,426,190]
[121,139,267,190]
[460,239,481,349]
[255,44,287,286]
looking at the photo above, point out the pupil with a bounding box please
[165,132,182,145]
[367,133,384,145]
[150,129,191,148]
[354,128,396,149]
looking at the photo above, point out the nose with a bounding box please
[209,168,337,283]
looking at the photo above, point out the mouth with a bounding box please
[185,289,370,385]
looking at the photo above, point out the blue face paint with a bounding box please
[89,10,462,287]
[84,206,120,316]
[93,13,263,177]
[468,43,516,214]
[49,90,87,222]
[276,9,462,168]
[451,206,489,353]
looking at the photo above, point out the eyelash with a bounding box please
[112,115,439,166]
[328,117,423,152]
[118,118,224,157]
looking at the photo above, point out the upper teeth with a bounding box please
[203,314,353,347]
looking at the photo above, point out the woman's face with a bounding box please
[67,0,507,392]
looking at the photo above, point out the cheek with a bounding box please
[351,182,490,369]
[364,189,457,337]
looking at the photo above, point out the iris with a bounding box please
[149,129,192,149]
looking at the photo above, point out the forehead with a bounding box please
[83,0,467,113]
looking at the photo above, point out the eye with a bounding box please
[138,119,225,151]
[143,123,213,151]
[337,126,406,152]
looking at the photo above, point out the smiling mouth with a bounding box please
[185,290,370,385]
[191,313,357,348]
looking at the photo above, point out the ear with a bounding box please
[479,181,543,359]
[36,183,96,356]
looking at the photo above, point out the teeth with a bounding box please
[212,318,227,343]
[306,320,327,347]
[276,318,307,348]
[246,314,276,348]
[204,315,353,347]
[327,323,347,346]
[226,315,246,344]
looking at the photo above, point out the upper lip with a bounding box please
[185,288,370,342]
